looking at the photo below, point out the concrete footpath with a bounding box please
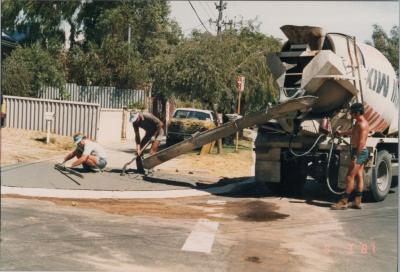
[1,141,253,199]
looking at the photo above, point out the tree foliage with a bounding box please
[2,0,181,90]
[2,45,65,97]
[3,0,399,118]
[1,0,82,54]
[68,0,181,88]
[370,24,399,73]
[151,27,281,114]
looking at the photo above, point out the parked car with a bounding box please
[166,108,218,146]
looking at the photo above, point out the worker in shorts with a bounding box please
[331,103,369,210]
[130,111,164,172]
[62,133,107,171]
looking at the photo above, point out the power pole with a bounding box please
[216,0,225,34]
[212,1,227,154]
[209,0,231,35]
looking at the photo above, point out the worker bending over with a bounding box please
[130,111,164,157]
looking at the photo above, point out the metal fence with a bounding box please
[4,95,100,139]
[40,83,145,109]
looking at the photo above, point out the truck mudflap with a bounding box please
[142,96,317,170]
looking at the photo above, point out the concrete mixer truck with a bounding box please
[256,25,398,201]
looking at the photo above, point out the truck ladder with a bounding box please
[143,96,317,170]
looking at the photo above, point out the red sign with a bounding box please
[236,76,245,92]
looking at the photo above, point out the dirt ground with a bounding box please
[1,128,254,178]
[159,144,253,179]
[1,128,74,166]
[3,195,287,224]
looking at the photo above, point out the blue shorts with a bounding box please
[97,157,107,169]
[351,148,369,165]
[83,157,107,170]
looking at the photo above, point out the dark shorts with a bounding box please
[351,148,369,165]
[140,128,164,148]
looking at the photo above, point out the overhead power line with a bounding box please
[188,1,211,34]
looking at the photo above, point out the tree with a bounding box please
[77,1,181,59]
[1,0,182,90]
[1,0,82,53]
[369,24,399,73]
[2,45,65,97]
[69,0,181,88]
[150,27,281,114]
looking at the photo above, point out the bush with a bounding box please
[127,101,145,110]
[1,45,65,97]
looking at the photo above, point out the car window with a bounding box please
[173,110,190,118]
[187,111,210,121]
[173,109,211,121]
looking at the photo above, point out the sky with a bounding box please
[169,1,399,43]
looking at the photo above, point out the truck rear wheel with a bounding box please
[369,150,392,202]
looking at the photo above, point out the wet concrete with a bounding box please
[1,160,234,192]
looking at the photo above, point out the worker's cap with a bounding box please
[129,111,140,123]
[350,103,364,114]
[73,134,84,145]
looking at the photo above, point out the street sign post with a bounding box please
[235,76,245,152]
[44,111,55,144]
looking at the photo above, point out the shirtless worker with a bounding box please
[331,103,370,210]
[129,111,164,172]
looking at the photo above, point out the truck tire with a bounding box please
[369,150,392,202]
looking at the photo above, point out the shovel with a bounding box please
[121,140,152,176]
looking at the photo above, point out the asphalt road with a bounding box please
[331,187,398,272]
[1,182,397,272]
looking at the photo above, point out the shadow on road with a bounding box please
[142,175,254,192]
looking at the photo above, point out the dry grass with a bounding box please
[169,118,215,133]
[1,128,74,166]
[161,143,253,179]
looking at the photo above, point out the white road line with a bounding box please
[181,199,227,254]
[181,219,219,254]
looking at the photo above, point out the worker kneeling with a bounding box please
[130,111,164,173]
[62,133,108,171]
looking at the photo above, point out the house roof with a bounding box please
[1,32,18,48]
